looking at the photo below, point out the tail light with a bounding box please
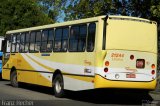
[151,70,155,75]
[105,61,109,66]
[151,64,155,69]
[104,68,108,73]
[130,55,134,60]
[136,59,145,68]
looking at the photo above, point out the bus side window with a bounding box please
[69,25,87,52]
[87,23,96,52]
[35,31,41,52]
[79,25,87,52]
[47,29,54,52]
[62,28,69,52]
[11,35,16,53]
[54,28,62,52]
[16,33,20,52]
[25,32,30,52]
[41,30,48,52]
[69,26,78,52]
[29,32,36,52]
[20,33,25,52]
[5,35,11,53]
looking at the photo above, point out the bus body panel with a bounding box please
[94,16,157,90]
[3,52,95,90]
[94,50,157,90]
[2,15,157,91]
[95,74,156,89]
[97,50,157,81]
[106,17,157,53]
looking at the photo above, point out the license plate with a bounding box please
[126,73,136,78]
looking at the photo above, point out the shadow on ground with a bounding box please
[65,89,153,105]
[6,82,153,105]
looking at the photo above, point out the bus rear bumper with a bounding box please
[94,74,156,90]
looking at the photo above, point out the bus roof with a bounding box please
[6,15,156,35]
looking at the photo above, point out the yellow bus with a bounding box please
[2,15,157,97]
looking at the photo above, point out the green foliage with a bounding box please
[150,0,160,24]
[127,0,160,26]
[36,0,67,21]
[64,0,129,20]
[0,0,160,36]
[64,0,113,20]
[0,0,53,36]
[64,0,160,26]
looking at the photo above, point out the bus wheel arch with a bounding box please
[52,70,65,98]
[10,66,18,87]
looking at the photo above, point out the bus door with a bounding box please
[1,36,11,80]
[2,37,11,66]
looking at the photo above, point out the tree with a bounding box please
[64,0,113,21]
[36,0,67,22]
[0,0,53,36]
[64,0,160,26]
[127,0,160,24]
[150,0,160,25]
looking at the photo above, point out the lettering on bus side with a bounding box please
[111,53,124,61]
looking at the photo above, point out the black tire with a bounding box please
[10,71,18,87]
[53,74,64,98]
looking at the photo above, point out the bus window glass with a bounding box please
[41,30,48,52]
[6,35,11,53]
[20,33,25,52]
[30,32,36,52]
[61,28,69,51]
[47,29,54,52]
[69,25,86,52]
[87,23,96,52]
[63,28,68,39]
[11,35,16,52]
[16,34,20,52]
[25,32,29,52]
[35,31,41,52]
[69,26,78,51]
[78,25,87,51]
[54,28,62,52]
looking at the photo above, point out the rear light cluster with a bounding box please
[130,54,156,75]
[151,64,155,75]
[104,61,109,73]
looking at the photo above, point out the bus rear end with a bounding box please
[95,16,157,90]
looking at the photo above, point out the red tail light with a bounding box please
[130,55,134,60]
[151,70,155,75]
[104,68,108,73]
[136,59,145,68]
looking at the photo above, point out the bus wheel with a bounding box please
[10,71,18,87]
[53,74,64,98]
